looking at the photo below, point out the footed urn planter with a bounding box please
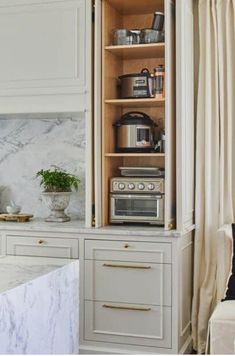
[42,192,72,222]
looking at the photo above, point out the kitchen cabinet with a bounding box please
[0,227,80,259]
[94,0,176,229]
[94,0,195,232]
[6,234,79,259]
[0,0,92,114]
[81,233,193,354]
[176,0,195,231]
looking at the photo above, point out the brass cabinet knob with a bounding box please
[124,243,129,249]
[38,239,45,245]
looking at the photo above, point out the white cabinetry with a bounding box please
[0,0,92,114]
[6,234,79,259]
[81,234,193,354]
[176,0,195,231]
[0,229,79,259]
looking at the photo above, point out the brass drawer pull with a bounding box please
[38,240,45,245]
[103,304,151,312]
[103,263,151,269]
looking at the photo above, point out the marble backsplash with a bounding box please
[0,116,85,220]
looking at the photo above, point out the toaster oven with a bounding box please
[109,177,164,225]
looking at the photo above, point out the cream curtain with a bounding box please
[192,0,235,353]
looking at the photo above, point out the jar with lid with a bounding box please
[153,65,165,99]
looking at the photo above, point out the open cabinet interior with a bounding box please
[101,0,176,229]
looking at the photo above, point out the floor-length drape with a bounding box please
[192,0,235,353]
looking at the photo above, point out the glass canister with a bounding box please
[113,29,133,46]
[153,65,165,99]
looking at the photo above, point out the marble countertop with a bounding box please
[0,255,72,294]
[0,218,189,237]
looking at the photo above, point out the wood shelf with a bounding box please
[105,43,165,60]
[105,153,165,157]
[106,0,164,15]
[105,98,165,108]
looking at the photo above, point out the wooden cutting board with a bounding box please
[0,214,34,222]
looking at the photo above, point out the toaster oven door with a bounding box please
[110,194,164,225]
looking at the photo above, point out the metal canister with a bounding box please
[152,12,164,31]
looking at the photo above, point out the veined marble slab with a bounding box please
[0,218,184,237]
[0,116,85,220]
[0,256,79,354]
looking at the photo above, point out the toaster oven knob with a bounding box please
[138,183,145,190]
[128,183,135,190]
[118,183,125,190]
[148,183,155,191]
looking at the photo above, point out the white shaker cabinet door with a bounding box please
[0,0,87,99]
[176,0,195,231]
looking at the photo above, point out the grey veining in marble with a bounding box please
[0,116,85,220]
[0,218,184,237]
[0,256,79,354]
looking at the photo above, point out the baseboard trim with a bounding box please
[79,345,171,355]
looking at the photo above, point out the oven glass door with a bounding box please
[110,194,164,223]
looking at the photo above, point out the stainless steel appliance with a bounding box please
[114,111,157,153]
[110,177,164,225]
[119,68,152,98]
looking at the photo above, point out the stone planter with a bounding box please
[42,192,72,222]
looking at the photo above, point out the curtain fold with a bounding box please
[192,0,235,353]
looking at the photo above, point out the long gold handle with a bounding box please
[103,304,151,312]
[103,263,151,270]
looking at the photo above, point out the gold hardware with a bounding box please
[103,304,151,312]
[38,240,45,245]
[124,243,129,248]
[168,223,174,230]
[103,263,151,269]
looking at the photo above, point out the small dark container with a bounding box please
[152,12,164,31]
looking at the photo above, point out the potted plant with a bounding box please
[36,168,80,222]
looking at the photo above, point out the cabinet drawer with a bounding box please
[6,235,78,259]
[85,301,171,348]
[85,260,171,306]
[85,240,171,264]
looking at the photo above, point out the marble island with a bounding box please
[0,256,79,355]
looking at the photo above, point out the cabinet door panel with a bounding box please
[164,0,176,230]
[85,260,171,306]
[85,240,172,264]
[6,235,79,259]
[85,301,172,348]
[0,0,86,96]
[176,0,195,230]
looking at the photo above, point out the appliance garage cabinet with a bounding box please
[84,0,195,354]
[94,0,194,232]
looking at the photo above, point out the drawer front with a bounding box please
[6,235,79,259]
[85,301,171,348]
[85,260,171,306]
[85,240,171,264]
